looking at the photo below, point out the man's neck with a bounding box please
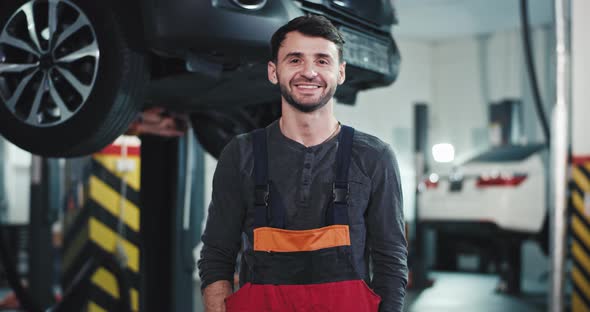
[280,101,340,147]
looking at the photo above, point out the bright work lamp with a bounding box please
[432,143,455,163]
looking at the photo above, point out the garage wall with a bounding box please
[1,139,31,224]
[428,25,553,173]
[572,0,590,156]
[0,140,5,221]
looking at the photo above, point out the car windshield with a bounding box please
[466,144,547,163]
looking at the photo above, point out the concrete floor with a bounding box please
[404,272,547,312]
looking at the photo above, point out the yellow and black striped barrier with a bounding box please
[63,137,141,311]
[570,157,590,312]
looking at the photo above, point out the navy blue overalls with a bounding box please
[225,125,381,311]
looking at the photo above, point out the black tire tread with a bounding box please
[62,4,148,157]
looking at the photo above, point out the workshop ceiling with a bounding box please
[393,0,554,40]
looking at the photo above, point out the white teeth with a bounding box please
[298,85,320,89]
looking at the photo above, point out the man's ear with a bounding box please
[268,61,278,84]
[338,61,346,85]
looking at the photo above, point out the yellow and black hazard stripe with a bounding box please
[63,142,141,312]
[570,156,590,312]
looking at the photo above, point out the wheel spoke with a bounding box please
[6,69,38,111]
[0,32,40,56]
[0,62,39,74]
[48,0,58,45]
[21,2,42,53]
[55,65,90,99]
[26,71,47,124]
[56,40,98,63]
[48,72,73,120]
[54,14,85,49]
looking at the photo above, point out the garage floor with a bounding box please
[404,272,547,312]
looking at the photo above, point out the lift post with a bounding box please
[549,0,569,310]
[411,103,431,289]
[139,129,204,312]
[28,156,60,308]
[558,0,590,311]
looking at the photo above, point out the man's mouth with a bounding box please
[293,83,324,90]
[296,85,321,89]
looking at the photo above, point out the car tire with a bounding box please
[0,0,148,157]
[190,101,281,159]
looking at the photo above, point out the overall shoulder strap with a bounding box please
[252,129,286,228]
[335,125,355,184]
[252,129,269,228]
[327,125,355,225]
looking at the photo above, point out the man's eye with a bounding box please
[289,59,300,63]
[318,60,329,65]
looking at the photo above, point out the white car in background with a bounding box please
[417,143,548,293]
[418,143,547,235]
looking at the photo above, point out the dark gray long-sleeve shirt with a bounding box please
[198,120,408,312]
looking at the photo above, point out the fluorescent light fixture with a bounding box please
[432,143,455,163]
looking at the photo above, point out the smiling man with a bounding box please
[198,15,408,312]
[270,30,344,114]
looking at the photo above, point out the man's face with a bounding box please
[268,31,346,113]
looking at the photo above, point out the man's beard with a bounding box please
[279,80,337,113]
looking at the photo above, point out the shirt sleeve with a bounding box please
[197,138,246,291]
[366,144,408,312]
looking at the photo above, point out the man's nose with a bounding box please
[300,63,318,79]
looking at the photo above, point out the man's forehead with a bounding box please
[278,31,339,58]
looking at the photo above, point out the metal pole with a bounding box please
[140,133,202,312]
[29,156,58,308]
[550,0,570,310]
[412,104,429,288]
[140,137,177,312]
[172,124,201,312]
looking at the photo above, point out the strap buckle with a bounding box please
[332,182,349,204]
[255,184,270,207]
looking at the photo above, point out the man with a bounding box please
[198,15,407,312]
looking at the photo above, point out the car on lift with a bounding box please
[0,0,400,158]
[417,143,548,292]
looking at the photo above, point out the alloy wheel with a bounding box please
[0,0,99,127]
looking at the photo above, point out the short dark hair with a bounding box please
[270,15,345,63]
